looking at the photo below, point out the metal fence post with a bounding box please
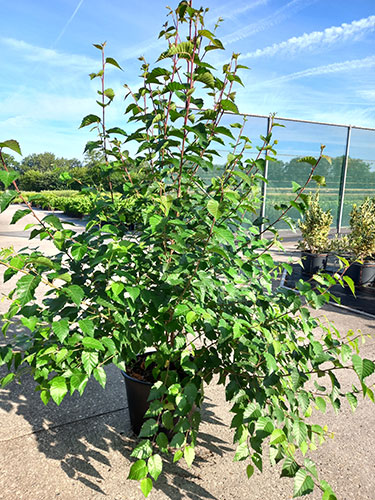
[260,116,272,234]
[336,125,352,234]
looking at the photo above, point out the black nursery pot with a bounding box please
[121,369,152,435]
[344,261,375,287]
[301,251,328,275]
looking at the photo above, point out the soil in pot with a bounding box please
[122,353,193,435]
[344,261,375,288]
[301,251,328,275]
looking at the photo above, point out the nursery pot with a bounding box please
[122,354,198,435]
[344,261,375,287]
[301,251,328,275]
[121,369,152,435]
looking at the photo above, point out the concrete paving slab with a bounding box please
[0,363,127,441]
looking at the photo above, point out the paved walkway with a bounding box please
[0,206,374,499]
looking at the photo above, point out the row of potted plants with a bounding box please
[298,192,375,286]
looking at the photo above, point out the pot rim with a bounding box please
[121,369,153,386]
[300,251,329,257]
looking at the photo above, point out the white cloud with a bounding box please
[358,89,375,101]
[241,15,375,59]
[223,0,318,44]
[269,55,375,83]
[1,37,97,70]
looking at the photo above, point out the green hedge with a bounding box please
[6,190,139,224]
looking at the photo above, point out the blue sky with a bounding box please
[1,0,374,160]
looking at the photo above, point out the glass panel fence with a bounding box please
[341,128,375,228]
[198,111,375,233]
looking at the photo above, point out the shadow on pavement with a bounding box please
[0,335,228,499]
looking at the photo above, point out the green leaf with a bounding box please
[304,458,318,479]
[255,417,274,434]
[293,469,314,497]
[220,99,239,113]
[243,402,261,420]
[111,282,124,296]
[140,478,153,497]
[11,208,31,224]
[128,459,148,480]
[20,316,38,332]
[342,275,355,296]
[70,372,88,395]
[281,457,300,478]
[139,419,158,438]
[0,190,17,213]
[50,376,68,405]
[291,181,301,192]
[82,337,105,351]
[246,464,254,479]
[147,454,162,481]
[52,319,69,343]
[173,449,183,462]
[71,244,87,261]
[322,488,337,500]
[312,174,326,186]
[186,310,197,324]
[131,440,153,459]
[55,348,69,364]
[293,420,308,446]
[106,57,123,70]
[126,286,140,302]
[297,156,316,167]
[346,392,358,412]
[156,432,168,452]
[352,354,375,381]
[65,285,84,305]
[0,139,22,155]
[269,428,286,445]
[195,71,215,88]
[207,199,221,219]
[43,214,63,230]
[1,372,15,387]
[79,114,101,128]
[162,411,174,429]
[198,29,216,42]
[315,396,326,413]
[0,170,19,189]
[234,441,249,461]
[184,446,195,467]
[81,351,99,376]
[93,366,107,388]
[161,41,194,59]
[78,318,94,336]
[15,274,41,305]
[104,88,115,100]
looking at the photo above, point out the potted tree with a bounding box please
[297,191,333,275]
[0,2,374,499]
[346,197,375,286]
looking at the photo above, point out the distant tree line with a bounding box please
[0,151,105,191]
[2,151,374,193]
[0,150,144,192]
[267,156,375,190]
[202,156,375,191]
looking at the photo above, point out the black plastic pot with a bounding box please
[121,369,152,435]
[344,261,375,287]
[301,251,328,275]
